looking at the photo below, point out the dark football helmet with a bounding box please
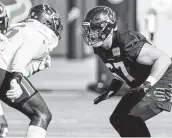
[0,4,9,34]
[28,4,63,39]
[82,6,116,46]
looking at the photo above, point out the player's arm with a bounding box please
[136,43,171,86]
[134,43,172,101]
[94,77,123,104]
[129,43,172,94]
[24,55,51,77]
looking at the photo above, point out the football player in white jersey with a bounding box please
[0,4,63,138]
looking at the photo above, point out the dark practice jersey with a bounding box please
[94,30,153,88]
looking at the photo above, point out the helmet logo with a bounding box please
[104,7,116,23]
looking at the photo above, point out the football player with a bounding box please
[0,4,63,138]
[82,6,172,137]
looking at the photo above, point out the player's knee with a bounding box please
[31,108,52,128]
[109,114,119,129]
[109,114,114,125]
[46,109,52,123]
[39,109,52,125]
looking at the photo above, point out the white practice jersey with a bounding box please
[0,19,59,75]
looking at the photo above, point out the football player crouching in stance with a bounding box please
[0,3,63,138]
[82,6,172,137]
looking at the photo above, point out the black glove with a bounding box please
[154,83,172,102]
[0,115,8,137]
[94,91,115,105]
[129,81,152,93]
[94,78,123,105]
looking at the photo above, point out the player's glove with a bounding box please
[94,79,123,105]
[154,83,172,102]
[129,81,152,93]
[6,79,23,102]
[94,91,115,105]
[0,115,8,138]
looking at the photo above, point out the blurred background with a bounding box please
[1,0,172,137]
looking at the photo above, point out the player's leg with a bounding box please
[1,77,52,138]
[127,69,172,137]
[123,83,170,137]
[20,92,52,138]
[125,92,161,137]
[109,91,150,137]
[130,65,172,120]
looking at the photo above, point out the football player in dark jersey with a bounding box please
[82,6,172,137]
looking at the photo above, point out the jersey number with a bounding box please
[106,62,134,82]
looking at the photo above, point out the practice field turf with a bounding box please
[2,58,172,137]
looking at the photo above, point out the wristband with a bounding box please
[146,76,157,86]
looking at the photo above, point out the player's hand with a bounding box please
[129,81,151,93]
[6,79,23,102]
[94,91,115,105]
[0,115,8,137]
[154,83,172,102]
[38,55,51,71]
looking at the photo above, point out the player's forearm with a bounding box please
[147,55,171,85]
[107,78,123,95]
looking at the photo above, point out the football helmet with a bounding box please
[0,4,9,34]
[28,4,63,39]
[82,6,116,46]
